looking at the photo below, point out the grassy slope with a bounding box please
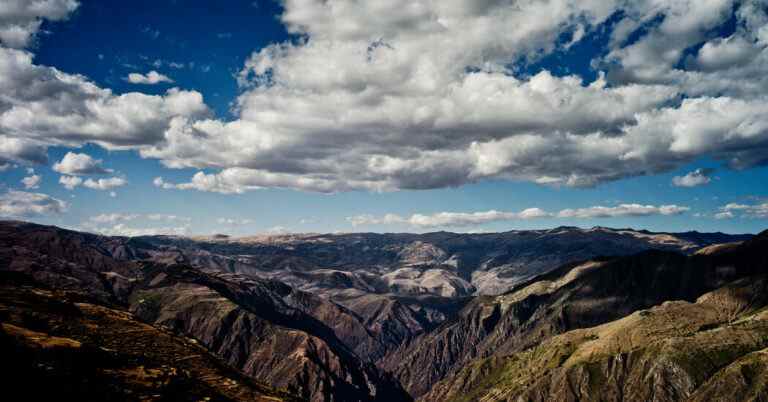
[432,277,768,402]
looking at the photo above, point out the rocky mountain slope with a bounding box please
[0,271,299,402]
[425,275,768,402]
[0,220,410,401]
[128,227,748,298]
[0,219,763,401]
[109,226,749,362]
[386,230,768,400]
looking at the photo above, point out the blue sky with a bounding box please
[0,0,767,235]
[34,0,286,117]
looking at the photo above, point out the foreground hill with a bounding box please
[0,272,299,402]
[385,231,768,400]
[0,220,410,401]
[426,277,768,401]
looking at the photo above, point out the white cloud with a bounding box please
[719,201,768,218]
[714,211,735,220]
[672,168,714,187]
[723,203,750,210]
[59,175,83,190]
[126,70,174,85]
[347,213,406,227]
[348,204,689,228]
[147,214,191,222]
[88,213,190,224]
[408,208,550,228]
[152,177,173,189]
[0,190,67,217]
[89,213,140,223]
[141,0,768,193]
[217,217,254,226]
[61,175,126,191]
[0,136,47,165]
[82,177,127,191]
[556,204,690,219]
[0,0,79,48]
[153,168,385,193]
[690,35,759,72]
[4,0,768,195]
[0,47,209,163]
[21,173,41,189]
[52,152,111,175]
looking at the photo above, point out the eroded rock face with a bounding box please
[127,227,750,298]
[109,226,750,364]
[2,219,765,402]
[0,221,411,402]
[423,276,768,402]
[128,264,411,402]
[384,231,768,399]
[0,273,300,402]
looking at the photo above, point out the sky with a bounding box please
[0,0,767,236]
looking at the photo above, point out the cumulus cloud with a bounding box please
[0,190,67,217]
[4,0,768,194]
[714,211,735,220]
[126,70,174,85]
[689,35,760,72]
[719,202,768,218]
[347,213,406,227]
[348,204,689,228]
[21,173,41,189]
[147,214,191,222]
[60,175,126,191]
[52,152,111,175]
[0,47,209,164]
[59,175,82,190]
[0,136,48,165]
[153,168,384,193]
[217,218,254,226]
[672,168,715,187]
[0,0,79,48]
[88,213,190,224]
[408,208,550,228]
[82,177,127,191]
[141,0,768,193]
[89,213,140,223]
[556,204,690,219]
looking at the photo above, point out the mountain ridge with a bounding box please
[386,229,768,399]
[1,220,766,401]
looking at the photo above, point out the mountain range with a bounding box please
[1,220,765,401]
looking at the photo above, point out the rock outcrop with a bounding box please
[402,233,768,401]
[0,220,411,402]
[0,272,299,401]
